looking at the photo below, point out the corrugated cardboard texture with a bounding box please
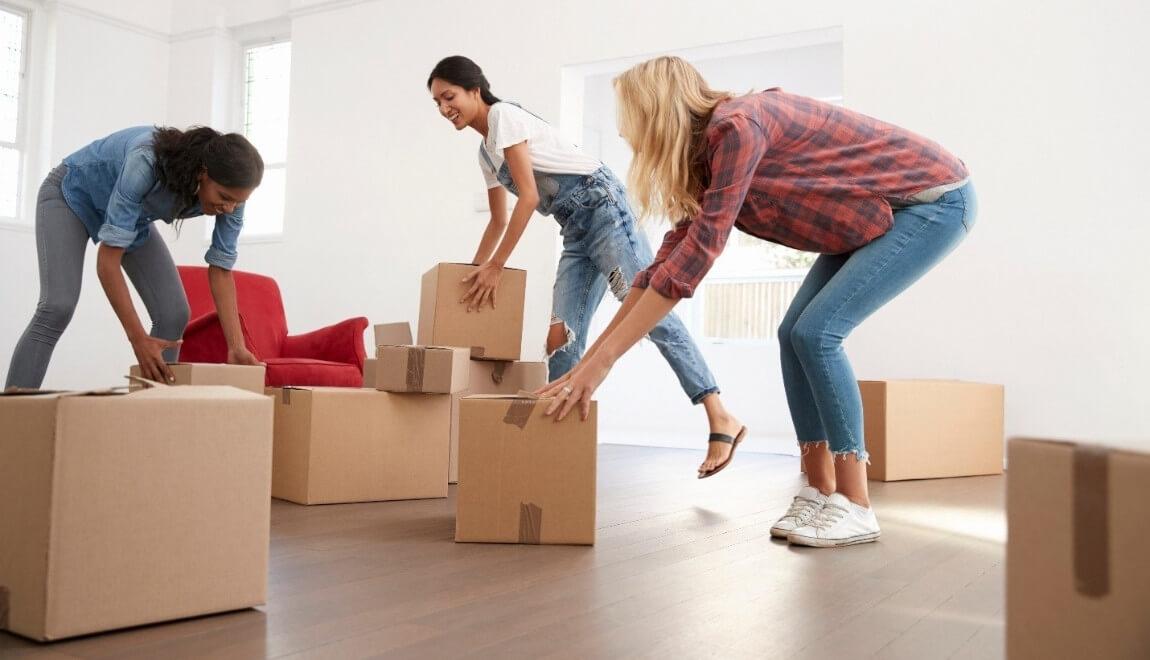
[130,363,266,394]
[1007,438,1150,658]
[417,263,525,361]
[455,396,596,545]
[362,359,378,388]
[373,346,470,394]
[0,387,273,641]
[860,380,1004,481]
[270,387,451,504]
[449,361,547,484]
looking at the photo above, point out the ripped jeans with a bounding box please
[780,182,978,462]
[547,169,719,404]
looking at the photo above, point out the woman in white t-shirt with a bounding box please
[428,56,745,477]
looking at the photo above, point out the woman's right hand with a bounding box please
[131,335,182,383]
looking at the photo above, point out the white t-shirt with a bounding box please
[479,102,602,189]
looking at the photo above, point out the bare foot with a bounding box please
[698,416,744,476]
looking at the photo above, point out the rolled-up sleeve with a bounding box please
[206,205,244,270]
[98,147,155,248]
[632,221,690,290]
[639,115,767,299]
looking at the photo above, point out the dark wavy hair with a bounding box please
[151,126,264,218]
[427,56,501,105]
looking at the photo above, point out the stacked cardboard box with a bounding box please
[1006,437,1150,658]
[0,384,273,641]
[418,262,526,361]
[448,360,547,483]
[129,362,266,394]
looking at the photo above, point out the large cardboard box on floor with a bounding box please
[129,362,266,394]
[1006,437,1150,658]
[859,379,1004,481]
[372,345,470,394]
[0,385,273,642]
[418,262,526,361]
[449,360,549,483]
[455,395,597,545]
[270,387,450,504]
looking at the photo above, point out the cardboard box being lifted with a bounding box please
[418,263,525,361]
[859,379,1004,481]
[269,387,450,504]
[449,360,548,483]
[0,384,273,642]
[129,362,266,394]
[455,395,597,545]
[1007,437,1150,659]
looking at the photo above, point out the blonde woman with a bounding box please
[541,56,975,548]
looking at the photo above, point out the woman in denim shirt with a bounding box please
[428,56,746,478]
[5,126,265,388]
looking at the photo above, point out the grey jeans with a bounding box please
[5,165,189,389]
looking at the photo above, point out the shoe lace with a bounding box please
[783,496,822,523]
[809,502,848,530]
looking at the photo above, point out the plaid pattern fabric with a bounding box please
[633,90,969,298]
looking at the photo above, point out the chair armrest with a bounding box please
[280,317,368,367]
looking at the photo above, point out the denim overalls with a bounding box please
[480,124,719,404]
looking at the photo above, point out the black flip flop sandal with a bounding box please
[697,426,748,479]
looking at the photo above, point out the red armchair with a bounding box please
[177,266,368,387]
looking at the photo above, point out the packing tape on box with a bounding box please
[491,361,507,385]
[0,585,9,629]
[1073,443,1110,597]
[502,391,540,429]
[518,502,543,544]
[405,347,426,391]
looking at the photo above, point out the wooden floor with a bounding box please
[1,445,1006,660]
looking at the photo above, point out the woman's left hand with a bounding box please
[461,261,504,312]
[228,346,264,367]
[537,354,612,422]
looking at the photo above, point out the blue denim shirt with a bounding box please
[60,126,244,269]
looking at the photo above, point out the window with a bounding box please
[567,31,842,342]
[238,41,291,237]
[0,5,28,221]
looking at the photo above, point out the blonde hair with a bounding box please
[613,56,732,224]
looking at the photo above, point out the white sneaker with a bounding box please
[787,492,881,547]
[769,486,828,538]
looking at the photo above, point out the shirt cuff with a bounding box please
[97,223,138,248]
[631,269,652,290]
[646,267,697,299]
[205,246,237,270]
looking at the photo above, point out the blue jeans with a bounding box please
[548,171,719,404]
[778,182,978,461]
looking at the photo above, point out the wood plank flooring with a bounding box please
[0,445,1005,659]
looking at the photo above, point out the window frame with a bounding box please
[0,1,31,229]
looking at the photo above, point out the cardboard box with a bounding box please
[372,345,470,394]
[0,385,273,642]
[455,395,597,545]
[362,358,378,388]
[449,360,548,483]
[417,262,526,361]
[373,322,413,357]
[859,379,1004,481]
[269,387,450,504]
[129,362,266,394]
[1006,437,1150,658]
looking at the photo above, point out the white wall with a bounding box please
[1,0,1147,451]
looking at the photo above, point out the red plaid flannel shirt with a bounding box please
[633,90,969,298]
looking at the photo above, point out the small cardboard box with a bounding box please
[455,395,597,545]
[859,379,1004,481]
[0,385,273,642]
[129,362,266,394]
[449,361,548,483]
[1006,437,1150,659]
[362,358,378,388]
[269,387,450,504]
[373,322,413,358]
[417,262,526,361]
[373,345,470,394]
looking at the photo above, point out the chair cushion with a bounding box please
[264,357,363,388]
